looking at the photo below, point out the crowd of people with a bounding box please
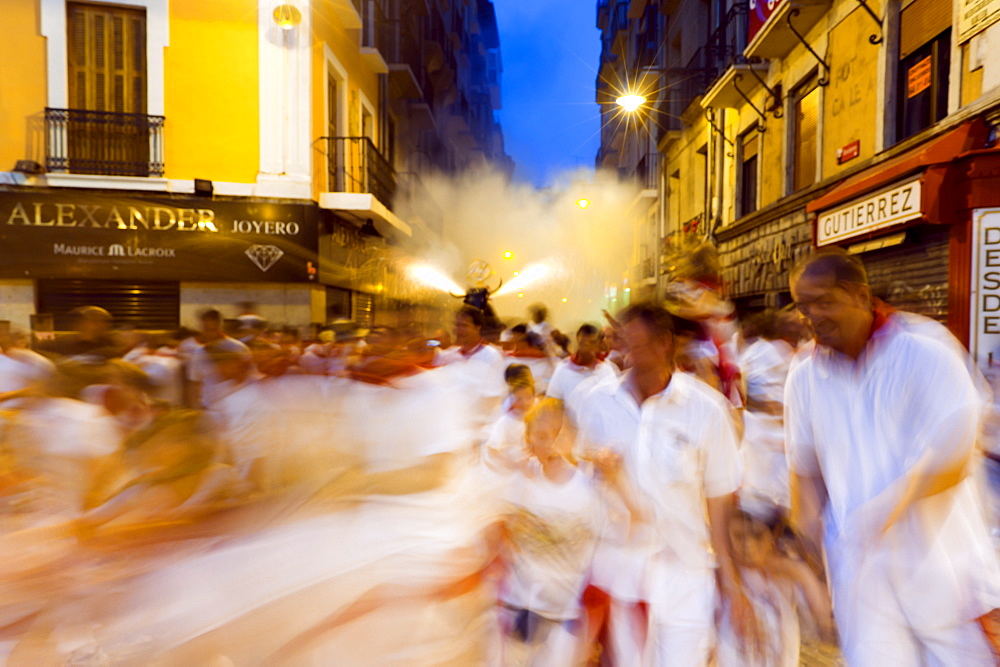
[0,247,998,665]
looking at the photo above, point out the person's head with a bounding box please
[790,249,873,358]
[198,308,225,342]
[454,305,484,347]
[205,338,253,382]
[575,323,601,362]
[618,303,675,372]
[728,510,778,569]
[528,303,548,325]
[504,363,536,412]
[69,306,112,339]
[601,325,624,353]
[524,398,564,460]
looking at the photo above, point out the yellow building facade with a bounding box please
[0,0,509,334]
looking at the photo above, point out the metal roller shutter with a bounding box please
[862,228,950,323]
[37,279,180,331]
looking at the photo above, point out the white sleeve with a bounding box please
[700,394,742,498]
[784,363,821,477]
[546,364,568,400]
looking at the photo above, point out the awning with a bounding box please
[808,119,985,214]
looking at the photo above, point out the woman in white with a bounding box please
[498,398,603,666]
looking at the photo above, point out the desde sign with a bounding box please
[969,209,1000,373]
[749,0,785,43]
[957,0,1000,43]
[815,177,922,246]
[0,191,319,282]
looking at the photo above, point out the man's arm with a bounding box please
[790,471,828,573]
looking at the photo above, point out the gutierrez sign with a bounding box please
[0,191,319,282]
[815,177,923,246]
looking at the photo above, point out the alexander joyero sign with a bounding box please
[0,191,319,282]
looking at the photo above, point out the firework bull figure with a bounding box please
[452,260,504,341]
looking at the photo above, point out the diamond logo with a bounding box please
[245,244,284,272]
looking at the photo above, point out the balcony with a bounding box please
[319,137,411,238]
[387,18,427,100]
[45,108,164,177]
[330,0,362,30]
[360,0,389,73]
[597,0,610,30]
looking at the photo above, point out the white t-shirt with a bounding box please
[546,358,617,421]
[187,337,254,407]
[632,372,742,570]
[0,352,54,394]
[435,343,507,399]
[785,321,1000,630]
[501,465,603,620]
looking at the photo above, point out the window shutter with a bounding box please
[900,0,952,59]
[67,3,146,113]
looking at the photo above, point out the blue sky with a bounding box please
[493,2,602,187]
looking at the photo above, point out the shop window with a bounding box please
[738,126,759,218]
[37,280,179,331]
[326,286,352,323]
[68,2,147,113]
[896,0,951,141]
[791,76,820,192]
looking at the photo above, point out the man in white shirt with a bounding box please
[786,249,1000,665]
[547,324,616,421]
[576,303,754,666]
[186,309,254,408]
[435,305,507,430]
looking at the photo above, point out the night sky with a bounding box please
[493,3,602,188]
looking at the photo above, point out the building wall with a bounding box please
[0,281,36,331]
[0,0,49,170]
[165,0,259,184]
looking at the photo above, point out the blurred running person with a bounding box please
[786,248,1000,665]
[547,324,616,422]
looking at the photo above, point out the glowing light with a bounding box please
[624,287,631,293]
[406,263,464,295]
[575,198,591,209]
[376,284,384,292]
[494,263,551,296]
[273,4,302,29]
[616,94,646,112]
[503,251,514,260]
[518,293,524,298]
[561,297,568,303]
[513,271,519,276]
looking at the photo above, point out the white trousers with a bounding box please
[643,564,716,667]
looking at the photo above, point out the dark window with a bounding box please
[792,76,819,192]
[739,127,759,217]
[897,30,951,141]
[326,286,352,322]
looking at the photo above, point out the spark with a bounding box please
[407,264,464,295]
[494,263,551,296]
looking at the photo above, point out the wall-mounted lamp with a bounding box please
[273,3,302,30]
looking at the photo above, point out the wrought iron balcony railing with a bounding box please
[324,136,397,210]
[45,108,165,177]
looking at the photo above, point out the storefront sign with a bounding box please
[0,191,319,282]
[970,209,1000,371]
[907,56,933,98]
[748,0,784,43]
[836,140,860,165]
[815,177,922,246]
[957,0,1000,43]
